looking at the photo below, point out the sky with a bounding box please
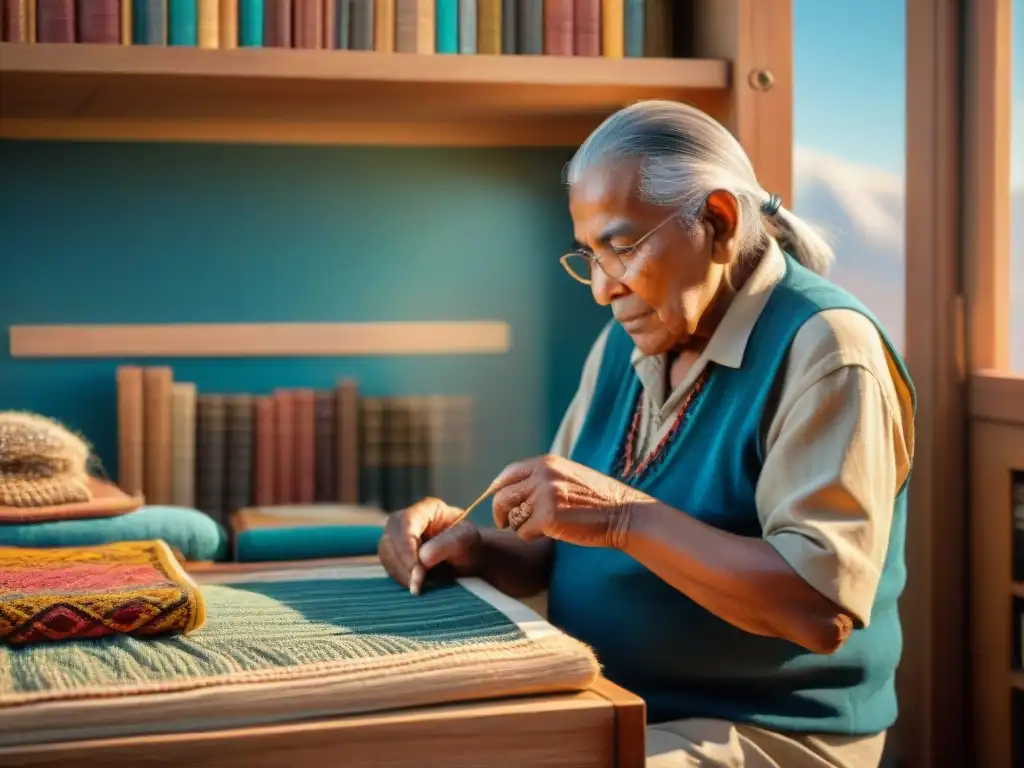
[793,0,1024,186]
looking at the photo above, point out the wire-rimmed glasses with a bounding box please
[559,210,682,285]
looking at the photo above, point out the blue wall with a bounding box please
[0,141,609,502]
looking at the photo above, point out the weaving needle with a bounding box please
[409,485,495,596]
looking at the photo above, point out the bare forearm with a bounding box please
[475,529,552,598]
[621,501,852,653]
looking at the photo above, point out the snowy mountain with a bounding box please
[792,147,1024,368]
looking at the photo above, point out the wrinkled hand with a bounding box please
[490,454,648,549]
[378,497,483,595]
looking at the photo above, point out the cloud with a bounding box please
[791,146,906,344]
[792,145,1024,367]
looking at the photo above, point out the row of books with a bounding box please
[115,365,474,525]
[0,0,678,58]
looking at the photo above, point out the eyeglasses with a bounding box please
[560,210,681,285]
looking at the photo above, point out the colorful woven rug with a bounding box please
[0,540,206,645]
[0,564,599,747]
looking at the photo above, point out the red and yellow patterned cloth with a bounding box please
[0,540,206,645]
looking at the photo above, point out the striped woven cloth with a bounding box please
[0,540,205,645]
[0,564,599,747]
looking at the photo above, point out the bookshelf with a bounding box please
[0,42,729,147]
[0,0,794,203]
[969,372,1024,768]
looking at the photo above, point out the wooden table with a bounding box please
[1,676,645,767]
[3,558,646,767]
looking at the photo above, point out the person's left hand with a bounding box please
[489,454,651,549]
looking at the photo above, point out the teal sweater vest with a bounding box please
[548,255,915,735]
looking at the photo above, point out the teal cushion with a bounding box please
[234,525,383,563]
[0,505,229,562]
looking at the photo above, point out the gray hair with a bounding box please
[565,100,834,275]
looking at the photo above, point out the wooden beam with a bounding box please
[692,0,794,206]
[8,322,511,359]
[963,0,1012,370]
[903,1,969,766]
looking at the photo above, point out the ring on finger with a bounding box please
[508,502,532,531]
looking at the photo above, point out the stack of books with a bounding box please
[115,365,474,525]
[0,0,680,58]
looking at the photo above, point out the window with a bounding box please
[792,0,906,348]
[1012,2,1024,370]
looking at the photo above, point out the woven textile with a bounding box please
[0,411,91,508]
[0,564,599,747]
[0,540,206,645]
[0,411,143,523]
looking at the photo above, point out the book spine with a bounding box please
[476,0,499,54]
[36,0,76,43]
[219,0,237,47]
[336,379,360,504]
[2,0,28,43]
[142,366,174,506]
[517,0,541,55]
[644,0,670,57]
[197,0,218,46]
[237,0,261,44]
[77,0,120,44]
[273,389,296,504]
[601,0,623,57]
[543,0,572,55]
[264,0,291,46]
[500,0,516,54]
[120,0,132,43]
[572,0,598,56]
[408,397,430,505]
[293,0,324,47]
[314,390,336,502]
[373,0,393,51]
[225,394,255,517]
[292,388,317,504]
[334,0,349,47]
[624,0,643,56]
[349,0,372,49]
[383,398,411,512]
[116,365,146,496]
[253,396,276,506]
[170,382,197,509]
[414,0,432,53]
[434,0,456,53]
[133,0,167,45]
[359,397,384,509]
[394,0,414,51]
[167,0,198,45]
[456,0,473,53]
[321,0,334,47]
[195,394,227,522]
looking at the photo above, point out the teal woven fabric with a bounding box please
[0,505,229,563]
[2,578,524,697]
[234,525,383,562]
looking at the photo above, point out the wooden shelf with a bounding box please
[1012,671,1024,692]
[0,43,730,147]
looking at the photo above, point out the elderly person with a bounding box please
[379,100,915,768]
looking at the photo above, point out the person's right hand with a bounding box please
[378,497,484,595]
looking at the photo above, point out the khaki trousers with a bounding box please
[645,719,886,768]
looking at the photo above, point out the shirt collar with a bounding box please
[630,240,787,371]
